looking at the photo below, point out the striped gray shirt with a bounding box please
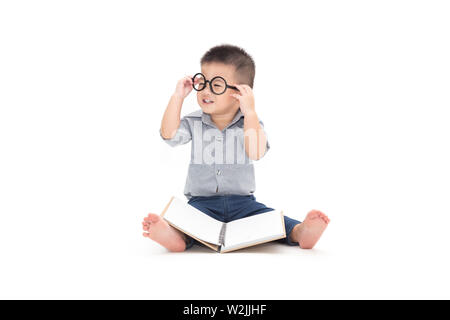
[160,109,270,200]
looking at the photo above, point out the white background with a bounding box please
[1,0,449,299]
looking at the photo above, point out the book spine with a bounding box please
[218,222,226,246]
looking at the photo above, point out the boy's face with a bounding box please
[196,62,240,116]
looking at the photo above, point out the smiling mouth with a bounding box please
[202,98,214,104]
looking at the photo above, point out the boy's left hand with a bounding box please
[231,84,256,116]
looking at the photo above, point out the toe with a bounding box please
[318,212,329,222]
[147,213,161,223]
[308,210,321,219]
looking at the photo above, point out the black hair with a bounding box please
[200,44,256,88]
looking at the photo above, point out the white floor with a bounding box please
[1,211,449,299]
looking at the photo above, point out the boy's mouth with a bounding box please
[202,98,214,104]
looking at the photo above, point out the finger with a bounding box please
[193,77,202,85]
[236,84,249,94]
[243,85,253,95]
[236,84,247,93]
[239,85,250,95]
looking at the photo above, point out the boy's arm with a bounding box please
[160,93,183,139]
[231,84,269,161]
[160,94,192,147]
[243,110,270,161]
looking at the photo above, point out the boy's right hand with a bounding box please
[174,75,195,100]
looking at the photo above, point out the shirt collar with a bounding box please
[201,109,244,130]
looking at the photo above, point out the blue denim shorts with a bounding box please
[184,194,302,250]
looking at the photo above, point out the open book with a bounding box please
[160,196,286,253]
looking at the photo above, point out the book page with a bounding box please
[221,210,285,252]
[162,197,223,245]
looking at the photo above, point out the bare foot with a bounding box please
[290,210,330,249]
[142,213,187,252]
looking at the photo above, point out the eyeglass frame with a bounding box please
[191,72,239,95]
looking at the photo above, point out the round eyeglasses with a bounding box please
[192,73,239,95]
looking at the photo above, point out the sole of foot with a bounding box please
[142,213,186,252]
[295,210,330,249]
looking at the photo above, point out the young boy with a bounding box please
[142,44,330,252]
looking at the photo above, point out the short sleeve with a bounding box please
[160,117,192,147]
[258,120,270,158]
